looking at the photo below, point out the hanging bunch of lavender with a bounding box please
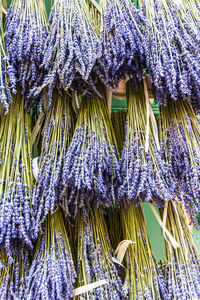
[6,0,48,105]
[180,0,200,34]
[159,99,200,225]
[61,91,121,214]
[0,92,34,258]
[121,203,165,299]
[32,92,75,239]
[23,208,76,299]
[76,206,125,299]
[33,0,101,103]
[141,0,200,110]
[119,80,175,206]
[158,201,200,299]
[0,242,30,299]
[0,1,16,113]
[98,0,146,88]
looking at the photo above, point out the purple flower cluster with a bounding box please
[0,241,30,299]
[97,0,146,88]
[61,94,121,214]
[119,81,175,207]
[160,100,200,226]
[142,0,200,110]
[32,0,101,103]
[23,209,76,300]
[6,0,48,105]
[0,6,16,113]
[77,207,125,299]
[32,93,75,239]
[0,93,34,257]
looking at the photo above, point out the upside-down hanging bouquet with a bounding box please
[159,98,200,226]
[61,90,121,215]
[119,80,175,206]
[0,92,34,259]
[33,0,101,104]
[23,208,76,299]
[0,1,16,113]
[32,92,75,238]
[98,0,146,88]
[6,0,48,106]
[141,0,200,110]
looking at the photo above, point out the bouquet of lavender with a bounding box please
[119,80,175,206]
[141,0,200,110]
[0,1,16,113]
[6,0,48,105]
[98,0,146,88]
[76,206,125,299]
[159,201,200,299]
[33,0,101,103]
[0,92,34,258]
[159,99,200,225]
[32,92,75,239]
[23,208,76,300]
[0,242,30,299]
[61,91,121,213]
[121,202,164,299]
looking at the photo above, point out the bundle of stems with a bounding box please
[121,202,164,299]
[140,0,200,110]
[76,206,125,299]
[159,99,200,225]
[0,91,34,258]
[34,0,101,102]
[0,0,15,113]
[32,92,75,239]
[180,0,200,35]
[159,201,200,299]
[23,208,76,300]
[119,80,174,206]
[6,0,48,104]
[97,0,146,88]
[111,110,127,155]
[61,91,121,215]
[0,242,30,299]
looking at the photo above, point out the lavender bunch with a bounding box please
[98,0,146,88]
[159,99,200,225]
[6,0,48,105]
[121,203,164,299]
[0,92,34,258]
[159,201,200,299]
[61,92,121,214]
[141,0,200,110]
[119,80,175,206]
[0,1,16,113]
[23,208,76,300]
[32,92,75,239]
[33,0,101,103]
[76,207,125,299]
[180,0,200,34]
[0,242,30,299]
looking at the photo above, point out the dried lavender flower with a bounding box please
[6,0,48,106]
[23,208,76,300]
[61,90,121,214]
[32,92,75,239]
[0,91,34,257]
